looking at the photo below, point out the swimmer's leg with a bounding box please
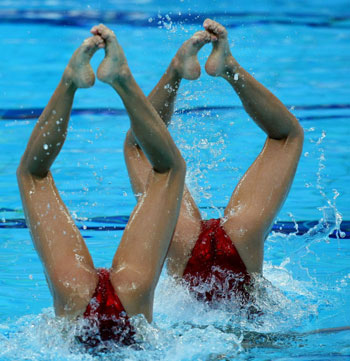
[92,24,186,321]
[121,32,211,278]
[17,36,105,317]
[204,19,304,273]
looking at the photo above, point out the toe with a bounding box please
[81,36,104,56]
[93,35,105,48]
[216,24,227,37]
[90,24,115,41]
[90,25,99,35]
[203,18,211,28]
[82,37,96,50]
[192,31,211,45]
[203,18,217,32]
[203,19,227,37]
[96,23,115,41]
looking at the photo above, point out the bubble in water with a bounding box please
[43,144,48,150]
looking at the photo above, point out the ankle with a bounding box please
[61,70,78,92]
[168,58,183,79]
[110,66,135,91]
[165,63,182,85]
[222,57,240,79]
[108,64,132,86]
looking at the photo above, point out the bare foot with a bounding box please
[203,19,237,77]
[171,31,211,80]
[63,36,104,88]
[90,24,130,84]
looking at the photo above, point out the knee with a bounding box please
[16,163,30,188]
[291,124,304,151]
[172,152,186,179]
[294,123,304,140]
[124,129,139,148]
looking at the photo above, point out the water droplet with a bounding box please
[43,144,48,150]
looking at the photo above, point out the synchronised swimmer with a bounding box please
[17,20,304,348]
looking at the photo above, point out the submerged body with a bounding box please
[79,268,135,347]
[182,218,250,304]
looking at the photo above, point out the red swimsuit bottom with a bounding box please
[182,218,251,304]
[77,268,135,348]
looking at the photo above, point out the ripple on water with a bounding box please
[0,230,345,361]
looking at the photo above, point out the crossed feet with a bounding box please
[63,19,238,89]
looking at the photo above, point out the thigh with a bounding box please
[124,132,202,277]
[110,167,185,321]
[17,170,98,317]
[223,135,303,273]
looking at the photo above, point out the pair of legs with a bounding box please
[125,19,304,278]
[17,25,185,322]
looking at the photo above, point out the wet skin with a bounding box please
[17,19,304,323]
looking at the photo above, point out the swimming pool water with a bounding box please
[0,1,349,360]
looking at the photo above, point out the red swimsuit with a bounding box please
[182,219,251,304]
[78,220,250,347]
[78,268,135,348]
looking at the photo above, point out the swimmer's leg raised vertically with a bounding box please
[147,31,210,125]
[91,24,186,320]
[17,36,105,317]
[204,19,304,273]
[121,32,211,278]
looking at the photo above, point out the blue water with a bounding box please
[0,1,350,360]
